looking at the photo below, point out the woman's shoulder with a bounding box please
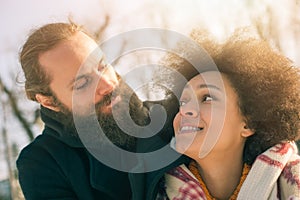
[279,142,300,199]
[278,150,300,199]
[280,143,300,182]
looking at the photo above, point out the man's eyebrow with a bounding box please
[67,56,104,88]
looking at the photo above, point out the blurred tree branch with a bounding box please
[1,100,17,200]
[0,77,34,141]
[253,6,282,52]
[94,15,110,41]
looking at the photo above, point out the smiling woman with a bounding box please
[173,71,252,162]
[134,29,300,200]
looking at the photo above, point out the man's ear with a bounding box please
[35,94,60,112]
[241,123,255,138]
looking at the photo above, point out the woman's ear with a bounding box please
[35,94,60,112]
[241,123,254,138]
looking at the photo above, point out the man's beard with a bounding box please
[52,79,149,151]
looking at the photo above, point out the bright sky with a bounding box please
[0,0,249,80]
[1,0,297,60]
[1,0,100,42]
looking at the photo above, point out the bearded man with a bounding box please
[17,22,179,200]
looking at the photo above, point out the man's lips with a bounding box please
[110,95,121,107]
[103,95,121,109]
[96,95,122,113]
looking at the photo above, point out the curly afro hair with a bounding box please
[162,29,300,164]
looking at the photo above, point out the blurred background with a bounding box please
[0,0,299,199]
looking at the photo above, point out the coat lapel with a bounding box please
[88,152,132,199]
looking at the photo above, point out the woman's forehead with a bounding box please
[185,71,227,89]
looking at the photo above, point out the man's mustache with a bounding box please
[96,93,113,108]
[94,86,122,112]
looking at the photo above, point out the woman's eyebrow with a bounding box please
[197,84,221,91]
[184,83,221,91]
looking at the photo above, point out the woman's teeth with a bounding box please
[180,126,203,132]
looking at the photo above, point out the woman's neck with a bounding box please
[194,151,244,200]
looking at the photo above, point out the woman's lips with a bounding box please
[179,125,204,134]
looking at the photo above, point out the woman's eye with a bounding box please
[202,95,213,102]
[179,101,186,106]
[74,77,91,90]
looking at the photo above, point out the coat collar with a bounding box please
[40,106,84,147]
[129,154,190,200]
[129,133,190,200]
[87,152,132,199]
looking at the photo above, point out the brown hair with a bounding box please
[19,22,91,101]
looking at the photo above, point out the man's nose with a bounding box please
[95,73,117,96]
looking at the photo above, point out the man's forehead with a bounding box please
[39,34,102,69]
[83,47,105,68]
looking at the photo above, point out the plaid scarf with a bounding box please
[158,141,300,200]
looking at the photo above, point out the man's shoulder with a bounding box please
[17,131,83,168]
[18,133,64,156]
[16,131,90,185]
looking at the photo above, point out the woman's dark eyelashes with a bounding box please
[202,94,213,102]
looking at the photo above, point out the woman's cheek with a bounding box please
[173,113,181,135]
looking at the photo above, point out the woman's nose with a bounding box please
[180,105,199,117]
